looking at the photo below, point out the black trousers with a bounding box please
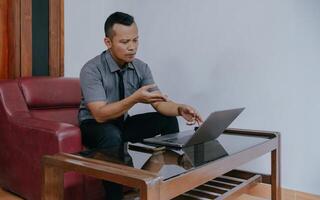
[80,112,179,200]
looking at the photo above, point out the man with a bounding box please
[78,12,202,200]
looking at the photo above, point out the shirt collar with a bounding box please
[104,50,134,73]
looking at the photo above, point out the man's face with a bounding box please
[104,23,139,66]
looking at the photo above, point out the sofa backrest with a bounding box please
[19,77,81,125]
[0,80,29,116]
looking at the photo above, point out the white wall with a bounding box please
[65,0,320,195]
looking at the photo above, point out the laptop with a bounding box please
[143,107,245,148]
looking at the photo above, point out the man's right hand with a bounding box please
[132,84,168,104]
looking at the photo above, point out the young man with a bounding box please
[78,12,202,200]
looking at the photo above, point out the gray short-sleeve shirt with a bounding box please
[78,50,157,124]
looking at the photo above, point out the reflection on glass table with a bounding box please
[78,139,231,180]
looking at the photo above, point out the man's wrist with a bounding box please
[128,93,139,104]
[177,105,183,116]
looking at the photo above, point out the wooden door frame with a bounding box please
[8,0,22,78]
[1,0,64,79]
[0,0,9,79]
[20,0,33,77]
[49,0,64,77]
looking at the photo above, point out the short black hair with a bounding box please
[104,12,135,38]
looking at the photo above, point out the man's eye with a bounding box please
[121,41,129,44]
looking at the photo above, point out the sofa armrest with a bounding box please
[9,112,82,154]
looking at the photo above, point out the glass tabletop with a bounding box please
[78,133,270,180]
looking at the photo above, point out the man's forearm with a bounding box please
[152,101,181,116]
[91,95,137,122]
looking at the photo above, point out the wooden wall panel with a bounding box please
[0,0,9,79]
[49,0,64,77]
[8,0,21,78]
[20,0,32,77]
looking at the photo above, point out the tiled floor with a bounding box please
[1,183,320,200]
[0,187,22,200]
[246,183,320,200]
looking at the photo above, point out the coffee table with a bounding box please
[41,128,280,200]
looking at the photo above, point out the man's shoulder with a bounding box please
[81,54,104,73]
[84,54,102,68]
[132,58,149,70]
[132,58,147,67]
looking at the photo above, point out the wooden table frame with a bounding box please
[41,128,281,200]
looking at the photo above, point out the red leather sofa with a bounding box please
[0,77,104,200]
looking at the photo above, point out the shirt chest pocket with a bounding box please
[126,80,140,97]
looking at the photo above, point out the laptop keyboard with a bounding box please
[164,135,192,143]
[164,138,179,142]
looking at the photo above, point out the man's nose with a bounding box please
[127,42,136,51]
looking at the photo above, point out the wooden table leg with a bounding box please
[41,164,64,200]
[271,138,281,200]
[140,179,161,200]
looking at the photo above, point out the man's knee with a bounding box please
[81,122,123,149]
[166,115,179,128]
[97,126,123,148]
[159,114,179,134]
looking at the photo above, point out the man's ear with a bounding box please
[104,37,112,49]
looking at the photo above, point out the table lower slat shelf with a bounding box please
[173,170,262,200]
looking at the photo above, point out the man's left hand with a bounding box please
[178,104,203,125]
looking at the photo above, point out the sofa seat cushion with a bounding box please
[30,108,79,126]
